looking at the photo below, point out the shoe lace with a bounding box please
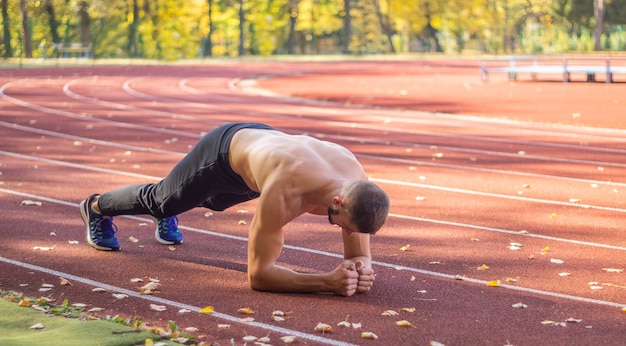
[90,217,117,238]
[158,216,179,235]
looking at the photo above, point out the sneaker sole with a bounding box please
[152,217,183,245]
[79,199,120,251]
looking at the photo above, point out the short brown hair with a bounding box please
[346,181,390,234]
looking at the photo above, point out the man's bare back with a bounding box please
[230,128,368,216]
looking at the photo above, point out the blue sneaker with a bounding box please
[80,194,120,251]
[154,216,183,245]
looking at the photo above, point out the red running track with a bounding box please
[0,59,624,346]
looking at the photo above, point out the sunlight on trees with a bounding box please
[0,0,624,59]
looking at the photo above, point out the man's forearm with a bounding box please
[248,264,331,293]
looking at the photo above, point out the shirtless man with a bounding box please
[80,123,390,296]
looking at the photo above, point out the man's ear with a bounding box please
[332,196,345,207]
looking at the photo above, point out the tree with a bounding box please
[1,0,12,57]
[342,0,352,53]
[78,1,90,47]
[19,0,32,57]
[373,0,395,53]
[593,0,605,50]
[238,0,245,55]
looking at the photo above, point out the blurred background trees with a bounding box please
[1,0,624,59]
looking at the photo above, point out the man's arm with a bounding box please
[246,189,359,296]
[342,230,375,293]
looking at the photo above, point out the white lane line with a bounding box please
[359,153,626,188]
[372,178,626,214]
[88,76,626,157]
[388,213,626,252]
[6,77,626,168]
[0,256,356,346]
[0,188,624,311]
[0,80,201,139]
[3,145,623,216]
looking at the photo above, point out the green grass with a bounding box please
[0,293,183,346]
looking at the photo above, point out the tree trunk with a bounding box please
[343,0,352,53]
[1,0,12,57]
[44,0,61,44]
[593,0,605,51]
[238,0,245,56]
[128,0,139,57]
[373,0,395,53]
[286,0,299,54]
[78,1,90,46]
[20,0,32,58]
[204,0,214,57]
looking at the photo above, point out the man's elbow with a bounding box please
[248,270,271,291]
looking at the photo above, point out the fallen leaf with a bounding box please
[237,307,254,315]
[396,320,414,327]
[112,293,128,299]
[280,336,297,343]
[139,282,161,295]
[258,336,271,343]
[92,287,106,292]
[381,309,399,316]
[238,317,254,322]
[337,321,351,328]
[238,220,247,225]
[351,322,362,329]
[470,237,479,242]
[217,324,230,329]
[401,307,416,313]
[399,244,411,252]
[199,306,214,315]
[21,200,42,206]
[602,268,623,273]
[272,315,285,321]
[242,335,257,342]
[88,307,104,312]
[314,322,333,333]
[550,258,564,264]
[429,342,445,346]
[511,302,528,309]
[184,327,199,332]
[18,299,31,307]
[72,303,87,308]
[566,317,582,323]
[30,323,45,330]
[178,309,191,314]
[550,213,558,219]
[129,236,139,243]
[150,304,167,312]
[477,264,489,270]
[361,332,378,340]
[486,280,501,287]
[59,277,73,286]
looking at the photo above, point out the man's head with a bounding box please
[329,180,390,234]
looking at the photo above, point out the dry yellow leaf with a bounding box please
[59,277,73,286]
[470,237,479,242]
[381,309,399,316]
[399,244,411,252]
[361,332,379,340]
[149,304,166,312]
[280,336,297,343]
[199,306,214,315]
[18,299,31,307]
[477,264,489,271]
[139,282,161,295]
[144,338,154,346]
[602,268,623,273]
[550,213,558,219]
[401,307,416,313]
[314,322,333,333]
[337,321,351,328]
[129,236,139,243]
[237,307,255,315]
[396,320,414,327]
[486,280,501,287]
[622,307,626,313]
